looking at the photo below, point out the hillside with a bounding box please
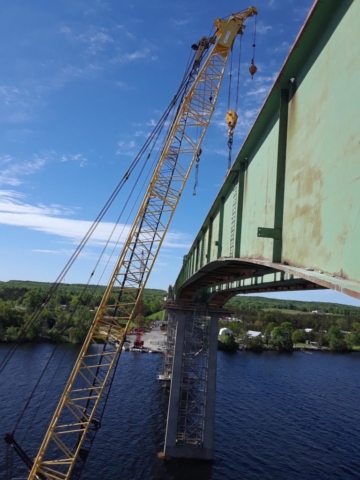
[1,280,359,345]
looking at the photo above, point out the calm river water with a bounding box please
[1,344,360,480]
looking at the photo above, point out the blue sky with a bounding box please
[1,0,359,307]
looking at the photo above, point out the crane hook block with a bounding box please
[226,109,238,136]
[249,60,258,79]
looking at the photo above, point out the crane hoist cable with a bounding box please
[235,33,243,113]
[226,34,243,171]
[226,14,258,172]
[249,13,258,78]
[227,48,233,111]
[6,8,258,480]
[192,148,202,196]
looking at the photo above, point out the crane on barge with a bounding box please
[5,7,258,479]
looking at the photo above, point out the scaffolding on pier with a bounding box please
[175,312,210,447]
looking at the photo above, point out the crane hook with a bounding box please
[249,59,257,79]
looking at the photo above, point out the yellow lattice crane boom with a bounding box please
[25,7,257,479]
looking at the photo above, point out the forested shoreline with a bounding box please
[1,280,360,350]
[0,280,165,344]
[222,295,360,352]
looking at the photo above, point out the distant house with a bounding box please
[220,316,242,322]
[304,328,313,333]
[219,327,233,336]
[312,310,324,314]
[246,330,262,338]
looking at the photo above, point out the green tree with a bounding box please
[347,332,360,347]
[352,322,360,333]
[25,316,43,341]
[263,331,271,345]
[327,326,350,352]
[264,313,277,324]
[68,307,93,343]
[265,322,276,334]
[4,326,19,342]
[244,335,263,352]
[327,325,342,342]
[219,333,238,352]
[280,321,293,332]
[22,289,44,312]
[271,326,293,352]
[48,328,62,343]
[292,330,303,345]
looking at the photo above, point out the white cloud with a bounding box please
[60,26,71,35]
[213,149,229,158]
[0,150,89,187]
[0,193,128,245]
[82,0,111,17]
[247,86,268,96]
[293,6,312,22]
[0,190,73,216]
[125,48,149,61]
[274,41,291,53]
[0,190,192,249]
[61,153,87,167]
[115,25,135,40]
[0,60,102,126]
[6,112,30,124]
[0,85,22,107]
[112,48,156,65]
[61,25,114,55]
[0,156,47,186]
[171,18,191,26]
[116,139,136,156]
[134,130,150,138]
[0,155,12,165]
[0,84,37,124]
[256,21,273,35]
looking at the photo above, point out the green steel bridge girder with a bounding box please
[173,0,360,305]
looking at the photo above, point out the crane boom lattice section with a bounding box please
[29,42,231,480]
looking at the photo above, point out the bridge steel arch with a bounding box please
[173,0,360,306]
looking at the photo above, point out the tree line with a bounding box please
[0,280,166,344]
[220,296,360,352]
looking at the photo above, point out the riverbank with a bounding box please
[239,343,360,353]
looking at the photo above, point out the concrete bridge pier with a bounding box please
[163,307,219,460]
